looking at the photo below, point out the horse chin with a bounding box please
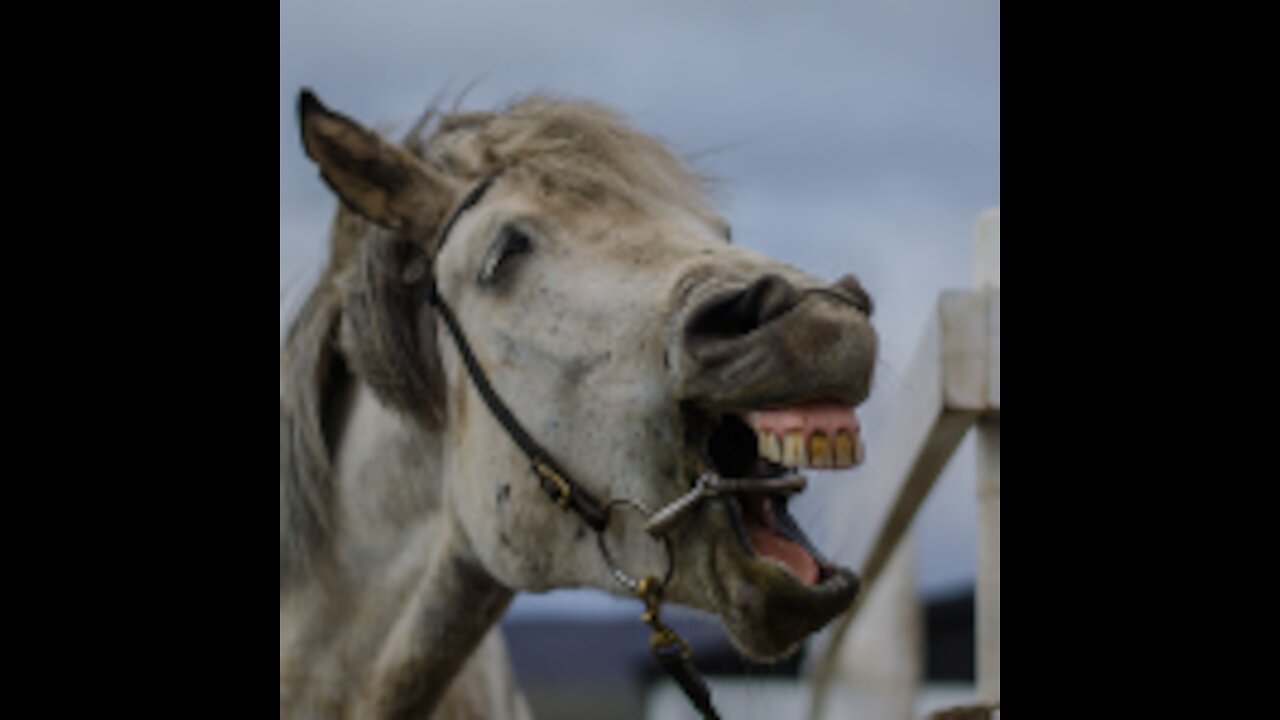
[706,512,860,661]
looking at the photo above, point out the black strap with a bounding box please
[427,173,719,720]
[428,286,609,532]
[654,643,720,720]
[434,176,499,254]
[425,173,609,532]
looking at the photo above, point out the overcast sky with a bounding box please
[281,0,999,618]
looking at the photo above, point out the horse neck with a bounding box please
[330,381,516,716]
[358,516,515,716]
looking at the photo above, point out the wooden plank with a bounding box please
[974,209,1000,290]
[941,290,991,413]
[974,209,999,703]
[976,419,1000,703]
[976,209,999,415]
[816,539,920,720]
[986,290,1000,414]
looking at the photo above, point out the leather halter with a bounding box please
[422,173,720,719]
[425,174,610,532]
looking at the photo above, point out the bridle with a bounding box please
[421,172,720,717]
[419,172,795,720]
[399,159,875,712]
[423,174,615,528]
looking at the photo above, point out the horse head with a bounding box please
[296,89,877,663]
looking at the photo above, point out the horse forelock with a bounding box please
[409,94,719,220]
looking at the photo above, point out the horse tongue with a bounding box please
[747,526,820,585]
[742,496,819,585]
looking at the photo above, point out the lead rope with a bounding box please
[637,577,720,720]
[597,499,718,720]
[426,173,719,720]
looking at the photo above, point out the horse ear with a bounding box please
[298,89,452,239]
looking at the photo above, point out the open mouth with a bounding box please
[701,402,864,587]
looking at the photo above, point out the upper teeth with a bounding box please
[757,427,863,469]
[810,432,831,468]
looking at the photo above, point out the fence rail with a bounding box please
[807,209,1000,720]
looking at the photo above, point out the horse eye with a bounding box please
[477,226,532,285]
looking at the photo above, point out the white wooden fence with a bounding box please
[806,209,1000,720]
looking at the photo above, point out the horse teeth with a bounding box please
[782,431,806,467]
[759,431,782,463]
[834,430,855,467]
[753,428,857,469]
[809,432,831,468]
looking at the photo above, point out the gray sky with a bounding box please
[281,0,999,618]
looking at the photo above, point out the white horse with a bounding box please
[280,90,877,718]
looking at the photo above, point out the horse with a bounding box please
[280,89,877,718]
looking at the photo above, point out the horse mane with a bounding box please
[418,95,717,218]
[279,269,343,587]
[279,94,717,586]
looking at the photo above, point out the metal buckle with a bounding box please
[532,459,573,510]
[637,576,693,660]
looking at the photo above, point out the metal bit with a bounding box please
[645,471,807,536]
[646,473,719,537]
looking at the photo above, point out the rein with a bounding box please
[422,173,730,719]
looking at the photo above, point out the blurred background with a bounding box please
[281,1,998,717]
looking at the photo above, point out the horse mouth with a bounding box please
[691,402,865,659]
[705,406,861,585]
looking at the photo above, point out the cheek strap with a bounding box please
[424,172,721,720]
[426,280,609,532]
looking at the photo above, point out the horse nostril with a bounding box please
[831,274,874,318]
[685,274,802,344]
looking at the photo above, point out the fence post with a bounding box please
[974,209,1000,705]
